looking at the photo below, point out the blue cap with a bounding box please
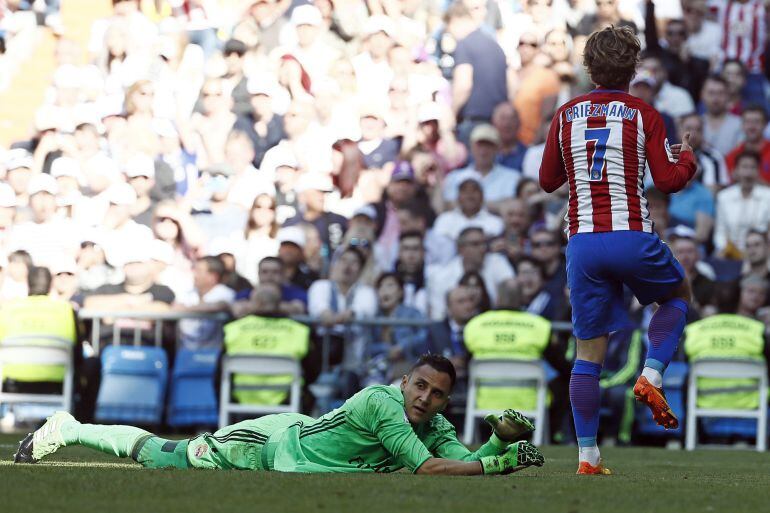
[391,160,415,182]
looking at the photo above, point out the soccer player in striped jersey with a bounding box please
[15,354,545,476]
[539,26,697,475]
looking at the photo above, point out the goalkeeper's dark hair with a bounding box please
[583,25,640,90]
[409,354,457,389]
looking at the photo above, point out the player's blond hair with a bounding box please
[583,26,641,90]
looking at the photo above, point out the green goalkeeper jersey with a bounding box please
[187,385,506,473]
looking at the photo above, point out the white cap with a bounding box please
[246,75,278,96]
[453,169,484,189]
[417,102,443,124]
[0,183,17,208]
[5,148,33,171]
[112,244,151,266]
[271,146,299,170]
[149,239,175,265]
[296,173,333,193]
[352,204,377,221]
[105,182,137,206]
[470,124,501,146]
[291,4,323,26]
[205,236,239,257]
[277,226,306,247]
[35,108,60,132]
[51,258,78,275]
[50,157,82,180]
[124,154,156,179]
[363,15,395,38]
[53,64,82,89]
[27,173,59,196]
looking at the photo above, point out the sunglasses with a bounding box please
[349,238,371,249]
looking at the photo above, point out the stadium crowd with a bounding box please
[1,0,770,444]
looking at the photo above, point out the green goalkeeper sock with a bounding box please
[62,423,152,459]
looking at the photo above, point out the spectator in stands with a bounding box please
[123,154,156,227]
[433,172,504,242]
[220,39,250,116]
[7,174,79,268]
[233,78,286,167]
[427,285,476,382]
[258,256,307,314]
[151,200,204,275]
[512,30,560,146]
[0,249,32,300]
[358,105,400,170]
[458,270,491,313]
[191,163,248,242]
[0,266,93,421]
[277,226,318,291]
[3,151,33,207]
[529,228,567,302]
[678,112,730,192]
[573,0,637,36]
[223,130,274,211]
[445,1,508,146]
[309,246,376,383]
[669,227,718,318]
[427,226,514,319]
[736,275,769,320]
[0,182,17,247]
[714,151,770,257]
[645,187,671,240]
[644,2,709,103]
[639,53,694,120]
[365,272,428,385]
[175,256,236,350]
[204,238,253,300]
[83,246,174,313]
[511,255,559,320]
[443,125,520,211]
[239,193,279,286]
[284,173,346,263]
[742,229,770,284]
[629,71,678,142]
[50,259,82,305]
[682,0,721,63]
[668,161,716,245]
[393,230,429,314]
[338,222,382,287]
[410,102,468,175]
[491,102,528,172]
[725,105,770,184]
[701,75,744,157]
[76,235,117,292]
[722,59,751,115]
[190,77,237,166]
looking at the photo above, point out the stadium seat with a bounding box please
[95,346,168,425]
[0,335,74,418]
[218,354,302,428]
[463,359,548,446]
[685,358,767,452]
[167,349,219,428]
[635,361,688,439]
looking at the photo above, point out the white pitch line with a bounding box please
[0,460,140,469]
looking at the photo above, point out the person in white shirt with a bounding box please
[701,75,744,156]
[683,0,722,63]
[308,247,377,371]
[426,226,515,320]
[433,172,504,241]
[443,124,521,212]
[175,256,236,350]
[640,54,695,119]
[714,151,770,256]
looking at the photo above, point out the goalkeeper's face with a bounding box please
[400,366,451,424]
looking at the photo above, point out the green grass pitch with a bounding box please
[1,434,768,513]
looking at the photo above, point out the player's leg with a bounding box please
[14,411,154,464]
[571,336,608,472]
[565,233,626,474]
[623,233,691,429]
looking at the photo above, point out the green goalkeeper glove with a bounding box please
[485,409,535,442]
[479,441,544,475]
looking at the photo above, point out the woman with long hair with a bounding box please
[239,193,280,284]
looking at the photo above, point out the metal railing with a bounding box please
[77,309,574,373]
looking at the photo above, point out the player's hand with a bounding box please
[670,132,693,159]
[480,441,545,475]
[485,409,535,442]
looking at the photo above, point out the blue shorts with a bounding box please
[566,231,685,340]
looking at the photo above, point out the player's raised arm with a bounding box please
[644,109,697,193]
[539,113,568,193]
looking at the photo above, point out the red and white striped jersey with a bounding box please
[539,90,696,238]
[715,0,766,73]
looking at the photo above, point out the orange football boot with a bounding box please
[633,375,679,429]
[576,460,612,475]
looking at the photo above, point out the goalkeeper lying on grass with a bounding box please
[15,354,544,475]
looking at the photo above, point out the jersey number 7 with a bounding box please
[585,127,611,181]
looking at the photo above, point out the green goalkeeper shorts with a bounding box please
[132,435,191,469]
